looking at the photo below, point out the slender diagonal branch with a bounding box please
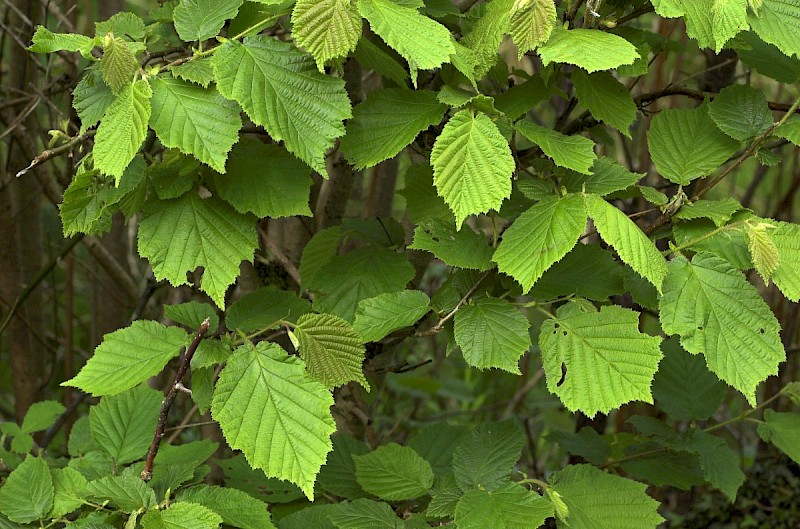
[415,270,491,337]
[141,318,210,481]
[15,130,95,178]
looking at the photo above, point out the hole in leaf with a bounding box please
[759,328,765,334]
[562,330,568,336]
[697,325,704,331]
[553,323,560,329]
[431,236,440,243]
[556,363,567,387]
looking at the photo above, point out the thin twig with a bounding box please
[257,226,302,286]
[415,270,491,337]
[15,130,95,178]
[141,318,210,481]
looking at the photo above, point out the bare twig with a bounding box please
[415,270,491,337]
[15,130,96,178]
[141,318,211,481]
[257,226,303,286]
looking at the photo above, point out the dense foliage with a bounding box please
[2,0,800,528]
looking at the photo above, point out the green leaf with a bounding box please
[73,69,116,133]
[679,0,715,50]
[293,312,369,389]
[93,80,152,181]
[408,423,469,478]
[173,0,243,41]
[89,385,162,465]
[676,430,744,500]
[21,400,65,434]
[164,301,219,333]
[538,27,639,72]
[770,221,800,301]
[340,89,446,169]
[747,222,780,283]
[218,454,304,503]
[431,110,514,228]
[711,0,749,51]
[454,296,531,373]
[149,76,242,173]
[549,465,664,529]
[673,197,742,226]
[408,218,494,270]
[310,248,415,322]
[149,440,218,496]
[509,0,557,57]
[673,216,753,269]
[148,151,200,200]
[452,421,525,492]
[63,320,188,396]
[547,427,611,466]
[708,84,773,141]
[659,253,785,406]
[733,30,800,82]
[138,192,258,308]
[211,342,336,499]
[651,0,685,17]
[318,435,371,498]
[747,0,800,59]
[516,120,596,174]
[212,140,312,218]
[584,194,668,292]
[775,117,800,145]
[757,409,800,463]
[428,486,462,518]
[652,337,726,421]
[572,69,638,138]
[86,470,157,512]
[281,505,338,529]
[353,290,430,342]
[96,12,146,39]
[531,243,625,301]
[461,0,513,80]
[292,0,362,69]
[0,456,53,524]
[141,502,222,529]
[354,444,434,500]
[226,286,310,333]
[28,26,93,57]
[400,164,455,224]
[328,499,403,529]
[540,303,663,417]
[177,485,275,529]
[172,57,215,88]
[647,103,740,185]
[100,36,137,93]
[213,36,351,174]
[560,157,643,196]
[354,36,409,86]
[454,482,552,529]
[358,0,454,83]
[50,467,87,518]
[494,194,587,293]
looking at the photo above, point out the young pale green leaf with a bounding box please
[93,80,152,181]
[454,296,531,373]
[173,0,243,41]
[172,57,215,88]
[100,36,137,93]
[73,69,116,133]
[747,0,800,59]
[494,194,587,293]
[757,409,800,464]
[409,218,494,271]
[141,501,222,529]
[454,483,552,529]
[149,76,242,173]
[89,385,162,465]
[572,69,638,138]
[677,0,715,50]
[353,290,430,343]
[652,338,726,421]
[353,444,434,500]
[659,253,785,406]
[211,342,336,500]
[770,221,800,301]
[95,12,146,39]
[225,286,310,333]
[431,110,514,228]
[212,36,351,174]
[340,89,446,169]
[293,312,368,389]
[50,468,87,518]
[177,485,276,529]
[138,193,258,308]
[540,303,663,417]
[516,120,596,174]
[708,84,773,141]
[538,27,639,72]
[62,320,187,396]
[164,300,219,333]
[647,104,740,185]
[318,435,371,498]
[461,0,513,79]
[21,401,65,434]
[673,197,742,226]
[328,499,403,529]
[292,0,362,70]
[559,157,643,196]
[775,117,800,145]
[711,0,749,51]
[358,0,454,83]
[452,421,525,492]
[675,430,744,501]
[584,194,667,292]
[28,26,93,58]
[310,248,415,322]
[0,456,53,524]
[651,0,685,17]
[509,0,557,57]
[746,222,780,283]
[549,465,664,529]
[212,140,312,218]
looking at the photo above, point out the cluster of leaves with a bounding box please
[5,0,800,528]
